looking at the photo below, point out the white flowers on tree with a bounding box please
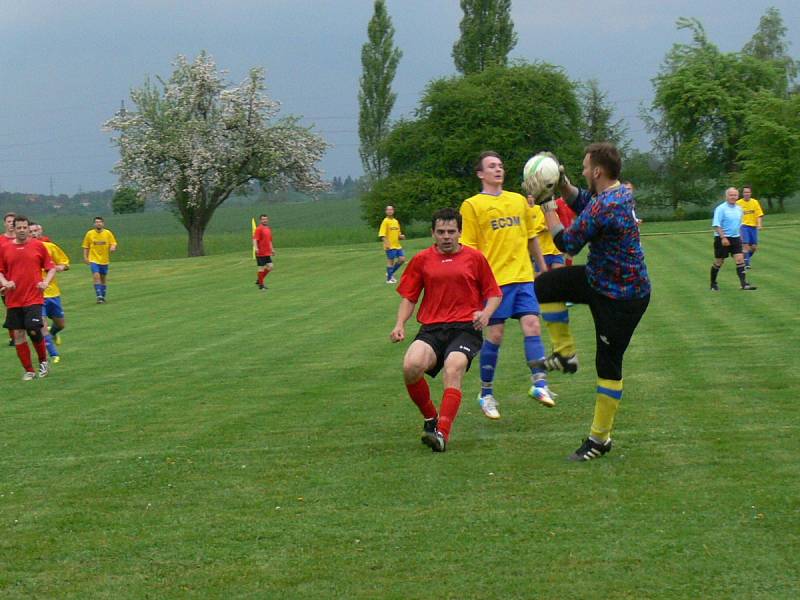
[104,52,329,256]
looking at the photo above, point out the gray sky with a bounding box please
[1,0,798,195]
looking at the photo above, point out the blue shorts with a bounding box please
[740,225,758,245]
[90,262,109,275]
[489,282,540,325]
[385,248,405,261]
[43,297,65,319]
[534,254,565,275]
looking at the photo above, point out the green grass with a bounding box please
[1,217,798,598]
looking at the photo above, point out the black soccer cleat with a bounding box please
[540,352,579,374]
[568,437,612,462]
[421,417,438,445]
[422,429,447,453]
[710,283,720,292]
[741,283,757,291]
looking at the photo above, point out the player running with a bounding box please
[736,186,764,270]
[391,208,501,452]
[378,205,406,283]
[81,217,117,303]
[460,151,563,419]
[30,224,69,363]
[0,216,56,380]
[252,214,274,291]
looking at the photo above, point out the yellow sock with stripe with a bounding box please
[540,302,576,356]
[590,378,623,442]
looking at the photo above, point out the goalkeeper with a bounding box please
[525,142,651,462]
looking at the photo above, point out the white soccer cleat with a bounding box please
[22,371,36,381]
[38,361,49,378]
[529,384,556,408]
[478,394,501,419]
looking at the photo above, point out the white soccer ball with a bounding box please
[523,153,561,192]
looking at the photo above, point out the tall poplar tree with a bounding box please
[358,0,402,180]
[452,0,517,75]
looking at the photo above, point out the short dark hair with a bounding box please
[94,216,104,222]
[742,185,752,192]
[28,221,38,227]
[475,151,502,172]
[13,215,29,226]
[431,207,462,231]
[4,212,16,221]
[585,142,621,180]
[259,214,268,219]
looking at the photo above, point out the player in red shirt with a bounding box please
[1,213,18,346]
[0,216,56,380]
[390,207,502,452]
[252,214,274,291]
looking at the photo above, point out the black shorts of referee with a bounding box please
[714,236,743,259]
[414,322,483,377]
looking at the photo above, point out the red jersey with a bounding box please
[0,239,56,308]
[253,225,273,256]
[397,245,501,325]
[555,197,576,228]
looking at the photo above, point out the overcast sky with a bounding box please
[1,0,798,195]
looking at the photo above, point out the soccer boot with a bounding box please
[38,361,49,378]
[541,352,579,374]
[478,394,500,419]
[52,356,61,364]
[421,417,438,446]
[22,371,36,381]
[529,384,556,408]
[569,437,612,461]
[421,429,447,453]
[710,283,720,291]
[54,334,62,346]
[741,283,757,291]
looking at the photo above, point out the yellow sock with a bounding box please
[540,302,576,356]
[590,378,623,441]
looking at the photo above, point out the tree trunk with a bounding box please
[187,221,206,257]
[767,198,774,210]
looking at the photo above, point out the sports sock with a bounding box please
[710,264,720,285]
[590,378,623,442]
[262,269,269,281]
[44,334,59,357]
[437,388,462,440]
[406,378,437,420]
[524,335,547,380]
[736,265,747,286]
[15,343,33,372]
[479,340,500,397]
[386,266,393,281]
[257,271,266,285]
[744,251,752,267]
[540,302,576,356]
[392,262,404,278]
[101,284,107,297]
[94,283,102,297]
[50,324,62,337]
[32,338,47,362]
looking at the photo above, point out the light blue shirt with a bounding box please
[712,202,743,237]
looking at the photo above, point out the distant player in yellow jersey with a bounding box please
[81,216,117,303]
[736,186,764,269]
[378,205,406,283]
[30,223,69,363]
[460,151,562,419]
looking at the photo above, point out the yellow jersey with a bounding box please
[736,198,764,227]
[460,190,536,286]
[81,228,117,264]
[42,241,69,298]
[528,204,559,256]
[378,217,403,249]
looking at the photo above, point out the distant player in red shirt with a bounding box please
[390,207,502,452]
[252,214,274,291]
[0,215,56,380]
[554,197,576,266]
[1,213,18,346]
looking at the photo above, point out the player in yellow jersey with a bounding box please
[81,217,117,303]
[30,223,69,363]
[378,205,406,283]
[460,151,564,419]
[736,186,764,269]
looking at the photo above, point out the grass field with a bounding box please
[1,212,799,598]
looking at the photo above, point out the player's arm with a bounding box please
[109,231,118,253]
[39,267,57,290]
[459,202,479,249]
[390,298,416,342]
[714,224,729,245]
[528,236,546,273]
[0,269,11,290]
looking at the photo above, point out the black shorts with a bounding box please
[256,256,273,267]
[714,236,743,259]
[414,322,483,378]
[5,305,44,331]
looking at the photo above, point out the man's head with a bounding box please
[431,207,461,254]
[94,216,105,231]
[582,142,622,195]
[742,186,752,199]
[475,151,505,188]
[622,180,635,195]
[726,187,739,204]
[4,212,16,235]
[259,214,269,226]
[29,222,42,239]
[13,216,30,242]
[385,205,395,217]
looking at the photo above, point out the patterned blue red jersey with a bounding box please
[562,184,651,300]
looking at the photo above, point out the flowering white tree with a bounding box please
[105,52,329,256]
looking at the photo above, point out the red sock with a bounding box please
[406,378,437,420]
[33,338,47,362]
[15,343,33,372]
[437,388,463,440]
[262,269,270,280]
[257,271,266,285]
